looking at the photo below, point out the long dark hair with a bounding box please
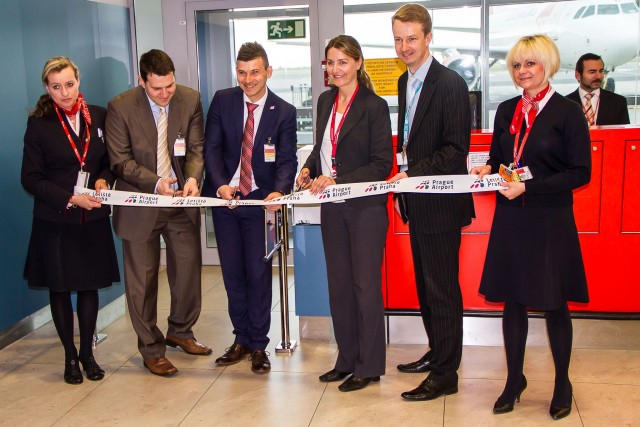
[31,56,80,117]
[325,35,374,92]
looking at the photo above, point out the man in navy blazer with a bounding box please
[566,53,630,125]
[202,42,297,373]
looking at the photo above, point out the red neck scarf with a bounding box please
[55,93,92,127]
[510,84,550,135]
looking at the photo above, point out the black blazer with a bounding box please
[566,88,630,125]
[21,105,114,223]
[303,85,393,208]
[397,59,475,233]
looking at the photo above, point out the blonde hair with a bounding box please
[506,34,560,88]
[392,3,432,35]
[31,56,80,117]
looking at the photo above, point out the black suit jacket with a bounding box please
[202,86,298,198]
[397,59,475,233]
[303,85,393,208]
[21,105,114,223]
[566,88,630,125]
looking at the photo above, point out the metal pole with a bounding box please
[275,207,297,353]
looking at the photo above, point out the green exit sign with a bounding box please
[267,19,306,40]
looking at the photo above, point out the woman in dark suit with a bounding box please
[21,57,120,384]
[471,35,591,420]
[296,35,393,392]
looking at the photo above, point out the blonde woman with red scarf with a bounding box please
[21,57,119,385]
[471,35,591,421]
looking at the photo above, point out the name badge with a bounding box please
[264,143,276,163]
[396,152,408,172]
[76,170,90,188]
[499,163,533,182]
[174,136,186,157]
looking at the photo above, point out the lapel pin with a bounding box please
[270,105,275,110]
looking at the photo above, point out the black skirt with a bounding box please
[479,204,588,310]
[24,217,120,292]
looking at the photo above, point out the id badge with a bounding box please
[396,152,408,172]
[498,164,514,182]
[513,166,533,181]
[174,137,186,157]
[264,143,276,163]
[76,170,90,188]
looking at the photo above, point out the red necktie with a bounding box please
[239,102,259,196]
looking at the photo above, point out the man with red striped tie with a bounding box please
[566,53,630,126]
[202,42,298,374]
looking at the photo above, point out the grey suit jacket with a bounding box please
[397,59,475,233]
[106,85,204,242]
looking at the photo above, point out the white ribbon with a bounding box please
[75,174,506,207]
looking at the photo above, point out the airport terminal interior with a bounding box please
[2,0,640,425]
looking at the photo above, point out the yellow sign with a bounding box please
[364,58,407,96]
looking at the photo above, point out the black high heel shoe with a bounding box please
[493,375,527,414]
[549,382,572,420]
[81,356,105,381]
[64,359,83,385]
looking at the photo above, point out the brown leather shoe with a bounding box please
[166,336,212,356]
[143,356,178,376]
[250,349,271,374]
[215,343,251,365]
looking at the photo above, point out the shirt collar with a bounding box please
[146,94,170,115]
[408,54,432,85]
[243,88,269,107]
[578,87,600,100]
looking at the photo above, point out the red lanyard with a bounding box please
[329,85,359,174]
[54,105,90,170]
[512,130,530,168]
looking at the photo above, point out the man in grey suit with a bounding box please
[566,53,630,126]
[106,49,211,377]
[388,3,475,401]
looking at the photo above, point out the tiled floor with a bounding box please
[0,266,639,426]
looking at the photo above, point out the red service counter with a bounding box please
[383,127,640,314]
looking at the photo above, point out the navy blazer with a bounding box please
[21,105,114,224]
[566,88,630,125]
[202,87,298,198]
[303,85,393,207]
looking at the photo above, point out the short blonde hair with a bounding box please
[506,34,560,87]
[392,3,432,35]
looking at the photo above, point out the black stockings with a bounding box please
[500,301,573,406]
[49,290,99,362]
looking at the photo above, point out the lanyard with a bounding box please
[402,78,423,153]
[329,85,359,176]
[54,105,90,170]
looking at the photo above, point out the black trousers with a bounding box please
[321,202,388,378]
[409,227,463,382]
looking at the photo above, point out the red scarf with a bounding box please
[509,84,550,134]
[55,93,92,127]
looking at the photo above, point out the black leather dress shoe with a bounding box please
[401,377,458,401]
[319,369,351,383]
[397,353,431,373]
[250,350,271,374]
[64,359,83,385]
[549,404,571,420]
[81,356,105,381]
[338,375,380,392]
[493,375,527,414]
[215,343,251,365]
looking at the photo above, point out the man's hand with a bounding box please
[295,168,312,190]
[182,178,200,197]
[387,171,408,183]
[95,179,109,194]
[157,177,178,196]
[218,185,239,209]
[264,192,284,211]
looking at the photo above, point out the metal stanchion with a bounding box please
[263,207,297,354]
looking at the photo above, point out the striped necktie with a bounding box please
[239,102,259,196]
[584,92,595,126]
[156,106,171,178]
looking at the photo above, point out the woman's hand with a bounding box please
[387,171,408,183]
[308,175,336,195]
[470,165,491,180]
[498,181,526,200]
[95,179,109,194]
[70,194,102,210]
[295,168,312,190]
